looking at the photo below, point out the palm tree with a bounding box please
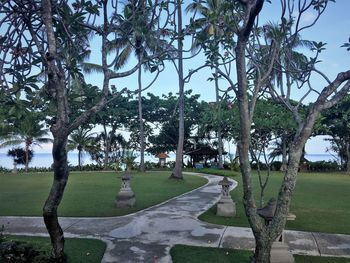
[261,22,312,93]
[68,127,96,170]
[186,0,228,169]
[170,0,186,180]
[259,23,312,170]
[110,0,168,172]
[0,115,52,172]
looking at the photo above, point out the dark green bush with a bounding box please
[270,161,282,171]
[307,161,340,172]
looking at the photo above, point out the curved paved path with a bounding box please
[1,172,350,262]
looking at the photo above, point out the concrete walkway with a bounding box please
[1,172,350,262]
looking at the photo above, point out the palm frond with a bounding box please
[114,45,132,70]
[106,38,130,55]
[81,63,104,74]
[0,139,25,148]
[33,138,53,144]
[185,1,208,15]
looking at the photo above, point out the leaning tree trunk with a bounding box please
[43,133,69,261]
[280,133,288,172]
[215,67,224,169]
[138,66,145,172]
[346,142,350,174]
[170,0,184,180]
[236,39,268,262]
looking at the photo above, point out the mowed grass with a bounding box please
[0,171,207,217]
[3,235,106,263]
[170,245,350,263]
[199,171,350,235]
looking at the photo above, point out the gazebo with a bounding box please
[156,153,169,167]
[185,146,227,168]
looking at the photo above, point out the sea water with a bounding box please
[0,152,338,170]
[0,152,96,169]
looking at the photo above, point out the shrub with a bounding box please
[307,161,340,172]
[7,148,33,165]
[0,167,11,173]
[270,161,282,171]
[166,161,176,168]
[69,163,104,171]
[250,161,268,170]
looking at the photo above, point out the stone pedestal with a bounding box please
[217,196,236,217]
[12,162,18,174]
[270,213,296,262]
[115,188,136,208]
[115,172,136,208]
[270,238,295,263]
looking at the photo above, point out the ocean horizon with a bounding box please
[0,152,339,170]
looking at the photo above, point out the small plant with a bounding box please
[110,160,122,171]
[226,154,240,171]
[123,151,137,171]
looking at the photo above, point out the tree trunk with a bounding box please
[346,142,350,174]
[170,0,184,180]
[41,1,70,260]
[43,135,69,261]
[280,133,287,172]
[234,145,239,165]
[252,235,273,263]
[78,148,81,171]
[25,143,29,173]
[215,67,224,169]
[103,123,109,169]
[138,66,145,172]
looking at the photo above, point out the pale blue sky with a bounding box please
[1,1,349,156]
[83,0,349,155]
[84,0,350,102]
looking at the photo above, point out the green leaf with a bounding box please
[150,66,158,73]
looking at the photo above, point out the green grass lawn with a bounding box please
[2,235,106,263]
[170,245,350,263]
[0,171,207,217]
[198,171,350,235]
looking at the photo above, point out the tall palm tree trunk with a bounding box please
[78,148,82,170]
[25,143,29,173]
[138,66,145,172]
[171,0,184,180]
[103,123,109,169]
[215,67,224,169]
